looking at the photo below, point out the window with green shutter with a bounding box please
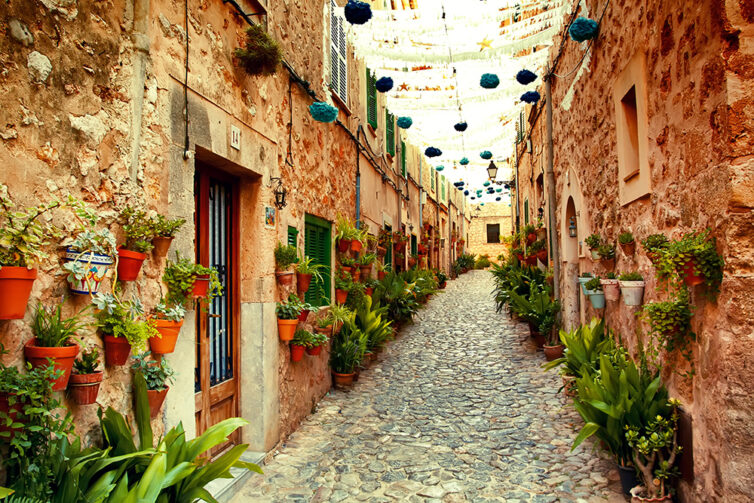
[401,140,406,177]
[386,111,395,156]
[304,214,331,306]
[383,224,392,271]
[366,68,377,129]
[431,171,435,192]
[410,234,417,256]
[287,226,298,248]
[441,175,446,201]
[524,199,529,225]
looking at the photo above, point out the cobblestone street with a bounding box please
[233,271,626,502]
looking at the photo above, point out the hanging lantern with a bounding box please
[521,91,541,104]
[376,76,393,93]
[569,17,599,43]
[309,102,338,123]
[397,116,413,129]
[269,177,288,210]
[487,161,498,180]
[480,73,500,89]
[344,0,372,25]
[459,157,469,165]
[480,150,492,160]
[454,122,468,132]
[516,69,537,85]
[569,217,578,238]
[425,147,442,158]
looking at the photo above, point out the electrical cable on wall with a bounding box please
[183,0,190,159]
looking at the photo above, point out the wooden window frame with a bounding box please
[366,68,378,130]
[330,0,348,105]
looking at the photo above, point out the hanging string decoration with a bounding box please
[309,102,338,123]
[344,0,373,25]
[459,157,469,165]
[480,150,492,160]
[376,76,394,93]
[515,69,537,85]
[397,116,413,129]
[521,91,541,104]
[454,122,468,132]
[425,147,442,158]
[480,73,500,89]
[435,165,445,171]
[569,17,599,43]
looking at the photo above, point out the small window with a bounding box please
[366,68,377,129]
[441,175,446,201]
[524,199,529,225]
[620,86,639,180]
[487,224,500,244]
[410,234,417,255]
[330,0,348,104]
[386,111,395,156]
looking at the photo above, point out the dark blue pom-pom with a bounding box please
[454,122,468,132]
[480,150,492,160]
[464,190,469,195]
[480,73,500,89]
[496,197,501,201]
[309,102,338,123]
[344,0,372,25]
[459,157,469,165]
[397,116,413,129]
[470,197,476,200]
[516,69,537,85]
[425,147,442,158]
[521,91,541,104]
[376,76,393,93]
[569,17,599,43]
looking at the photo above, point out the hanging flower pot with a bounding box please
[104,335,132,366]
[117,247,147,281]
[149,319,184,355]
[351,240,363,252]
[376,246,387,257]
[620,240,636,256]
[619,280,645,306]
[536,249,548,262]
[315,325,332,337]
[527,233,537,243]
[543,344,564,361]
[277,319,298,342]
[332,371,355,386]
[682,260,704,286]
[351,268,360,282]
[335,288,348,304]
[296,272,312,296]
[68,371,103,405]
[601,279,620,301]
[147,387,169,418]
[337,239,352,253]
[0,266,37,319]
[587,291,606,309]
[377,271,386,280]
[290,344,305,362]
[151,236,173,257]
[24,338,79,391]
[192,274,210,297]
[64,248,114,295]
[275,271,295,287]
[306,345,322,356]
[233,24,283,76]
[359,265,372,281]
[297,309,310,322]
[407,257,417,268]
[577,277,592,295]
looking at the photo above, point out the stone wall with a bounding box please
[468,203,513,262]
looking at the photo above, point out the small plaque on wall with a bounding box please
[230,125,241,150]
[264,206,275,228]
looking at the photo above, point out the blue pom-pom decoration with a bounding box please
[309,102,338,123]
[470,197,476,200]
[435,165,445,172]
[483,181,490,187]
[496,197,501,201]
[454,122,468,132]
[569,17,599,43]
[344,0,372,25]
[397,116,413,129]
[425,147,442,158]
[459,157,469,165]
[376,76,393,93]
[480,203,485,206]
[480,73,500,89]
[480,150,492,160]
[464,190,469,195]
[516,69,537,85]
[521,91,541,104]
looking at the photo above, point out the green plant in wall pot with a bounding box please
[619,271,645,306]
[330,316,368,385]
[641,233,669,263]
[94,292,158,366]
[618,231,635,255]
[234,24,283,76]
[641,294,695,376]
[597,243,616,261]
[149,213,186,257]
[295,254,325,296]
[163,252,222,308]
[117,206,156,282]
[654,229,723,297]
[274,241,298,286]
[584,233,602,259]
[131,352,176,418]
[584,277,605,309]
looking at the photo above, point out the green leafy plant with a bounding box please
[93,293,157,353]
[30,302,89,348]
[641,294,695,371]
[475,254,492,269]
[274,242,298,271]
[435,270,448,284]
[131,352,175,391]
[597,243,616,260]
[357,253,376,266]
[585,233,602,249]
[339,255,356,268]
[507,285,560,342]
[654,229,724,297]
[354,294,393,351]
[579,272,593,278]
[234,24,283,76]
[64,197,117,256]
[292,328,312,347]
[276,294,303,320]
[584,277,603,291]
[329,316,367,374]
[618,231,634,245]
[334,268,354,291]
[153,300,186,321]
[335,214,361,241]
[605,272,617,279]
[308,331,328,348]
[150,214,185,238]
[521,224,536,237]
[371,272,419,324]
[72,347,100,374]
[295,254,325,284]
[119,206,155,253]
[641,234,669,256]
[327,303,353,326]
[163,252,223,307]
[0,184,61,268]
[619,271,643,281]
[543,318,613,377]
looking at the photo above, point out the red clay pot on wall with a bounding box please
[351,269,361,282]
[359,266,372,281]
[117,247,147,281]
[290,344,305,362]
[296,272,312,296]
[525,255,537,266]
[543,344,564,361]
[620,241,635,256]
[335,289,348,304]
[351,240,363,252]
[104,335,132,366]
[527,233,537,243]
[68,372,103,405]
[298,309,310,322]
[151,236,173,257]
[536,249,548,261]
[277,319,298,342]
[275,271,294,287]
[365,287,374,296]
[682,260,704,286]
[146,387,169,418]
[408,258,417,268]
[378,271,386,280]
[306,345,322,356]
[337,239,352,253]
[149,319,184,355]
[192,275,210,298]
[24,338,79,391]
[376,246,387,257]
[0,267,37,320]
[332,372,355,386]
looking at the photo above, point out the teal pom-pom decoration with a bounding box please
[496,188,502,193]
[480,203,485,206]
[425,147,442,158]
[459,157,469,165]
[344,0,372,25]
[483,181,491,187]
[309,102,338,123]
[397,116,413,129]
[569,17,599,43]
[521,91,541,104]
[435,165,445,172]
[480,150,492,160]
[480,73,500,89]
[376,77,393,92]
[516,69,537,85]
[454,122,468,132]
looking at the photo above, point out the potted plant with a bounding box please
[522,224,537,244]
[641,234,669,263]
[407,253,418,268]
[334,268,353,304]
[578,272,593,295]
[68,346,103,405]
[131,352,175,418]
[275,294,302,341]
[295,254,325,297]
[654,229,724,294]
[619,231,635,255]
[357,252,376,280]
[436,270,448,289]
[327,303,352,335]
[149,301,186,355]
[601,272,620,301]
[24,302,86,391]
[392,231,408,252]
[376,229,390,257]
[274,241,298,286]
[585,233,602,260]
[315,316,333,336]
[335,214,359,252]
[290,329,310,362]
[149,214,185,257]
[364,278,379,297]
[330,318,366,386]
[376,261,387,280]
[642,296,694,355]
[117,206,155,281]
[233,24,283,76]
[94,293,156,366]
[541,303,562,361]
[63,200,117,295]
[0,184,61,319]
[339,254,356,273]
[162,253,222,306]
[292,295,318,322]
[306,331,328,356]
[529,239,547,262]
[598,243,616,269]
[351,227,365,253]
[619,272,645,306]
[584,277,605,309]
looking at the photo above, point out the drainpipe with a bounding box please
[545,68,561,300]
[356,142,361,227]
[129,0,151,179]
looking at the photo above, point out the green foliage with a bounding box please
[31,301,89,348]
[335,214,361,241]
[597,243,615,259]
[619,271,643,281]
[490,261,549,313]
[162,253,223,307]
[329,316,367,374]
[0,184,61,268]
[334,268,354,290]
[641,233,669,254]
[543,318,613,377]
[234,24,283,76]
[618,231,634,244]
[584,233,601,249]
[309,331,328,348]
[275,293,303,320]
[654,229,724,297]
[605,272,617,279]
[641,294,695,374]
[354,294,393,352]
[149,214,185,238]
[521,224,536,237]
[65,198,117,256]
[295,254,325,283]
[372,272,419,324]
[528,240,545,253]
[357,252,376,266]
[274,242,298,270]
[474,254,491,269]
[584,277,602,291]
[453,253,476,272]
[131,353,175,391]
[292,328,312,346]
[73,346,100,374]
[400,269,438,304]
[94,293,156,353]
[507,285,561,340]
[339,255,356,268]
[153,300,186,322]
[435,270,448,284]
[119,206,155,253]
[326,303,353,326]
[579,272,593,278]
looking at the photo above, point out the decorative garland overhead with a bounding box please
[521,91,541,104]
[425,147,442,158]
[435,165,445,171]
[344,0,372,25]
[459,157,469,165]
[454,122,468,132]
[515,69,537,85]
[480,73,500,89]
[480,150,492,159]
[568,17,599,43]
[309,102,338,123]
[397,116,413,129]
[483,181,491,186]
[376,76,394,93]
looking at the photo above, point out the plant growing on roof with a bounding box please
[234,24,283,76]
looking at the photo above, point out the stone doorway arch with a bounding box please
[559,168,587,330]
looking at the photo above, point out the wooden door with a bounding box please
[194,166,240,453]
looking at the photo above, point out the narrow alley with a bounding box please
[232,271,624,503]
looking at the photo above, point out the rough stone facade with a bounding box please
[513,0,754,500]
[467,203,513,261]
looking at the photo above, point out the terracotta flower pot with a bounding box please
[335,289,348,304]
[0,266,37,320]
[152,236,173,257]
[365,287,374,296]
[306,345,322,356]
[297,309,310,322]
[117,247,147,281]
[104,335,132,366]
[378,271,386,280]
[192,275,210,298]
[525,255,537,265]
[601,279,620,301]
[340,266,353,274]
[527,233,537,243]
[533,333,546,348]
[275,271,294,287]
[277,318,298,341]
[315,325,332,336]
[351,240,363,252]
[376,246,386,257]
[290,344,305,362]
[64,248,113,295]
[408,258,417,268]
[296,272,312,296]
[24,338,80,391]
[682,260,704,286]
[629,487,672,503]
[337,239,352,253]
[351,269,360,282]
[543,344,564,361]
[620,241,636,256]
[359,265,372,281]
[68,372,103,405]
[149,319,184,355]
[536,249,548,262]
[332,371,355,386]
[146,387,169,418]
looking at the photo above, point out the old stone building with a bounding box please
[467,202,513,261]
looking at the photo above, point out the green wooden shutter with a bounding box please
[287,226,298,248]
[441,175,446,201]
[386,111,395,156]
[410,234,417,255]
[401,140,406,177]
[367,68,377,129]
[524,199,529,225]
[383,224,392,271]
[431,171,435,191]
[304,214,331,306]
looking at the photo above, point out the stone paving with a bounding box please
[232,271,626,503]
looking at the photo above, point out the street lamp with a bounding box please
[569,216,577,238]
[269,177,288,210]
[487,161,498,181]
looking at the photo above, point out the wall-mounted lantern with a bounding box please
[487,161,498,181]
[568,216,577,238]
[269,177,287,210]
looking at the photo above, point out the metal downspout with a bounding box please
[545,69,561,300]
